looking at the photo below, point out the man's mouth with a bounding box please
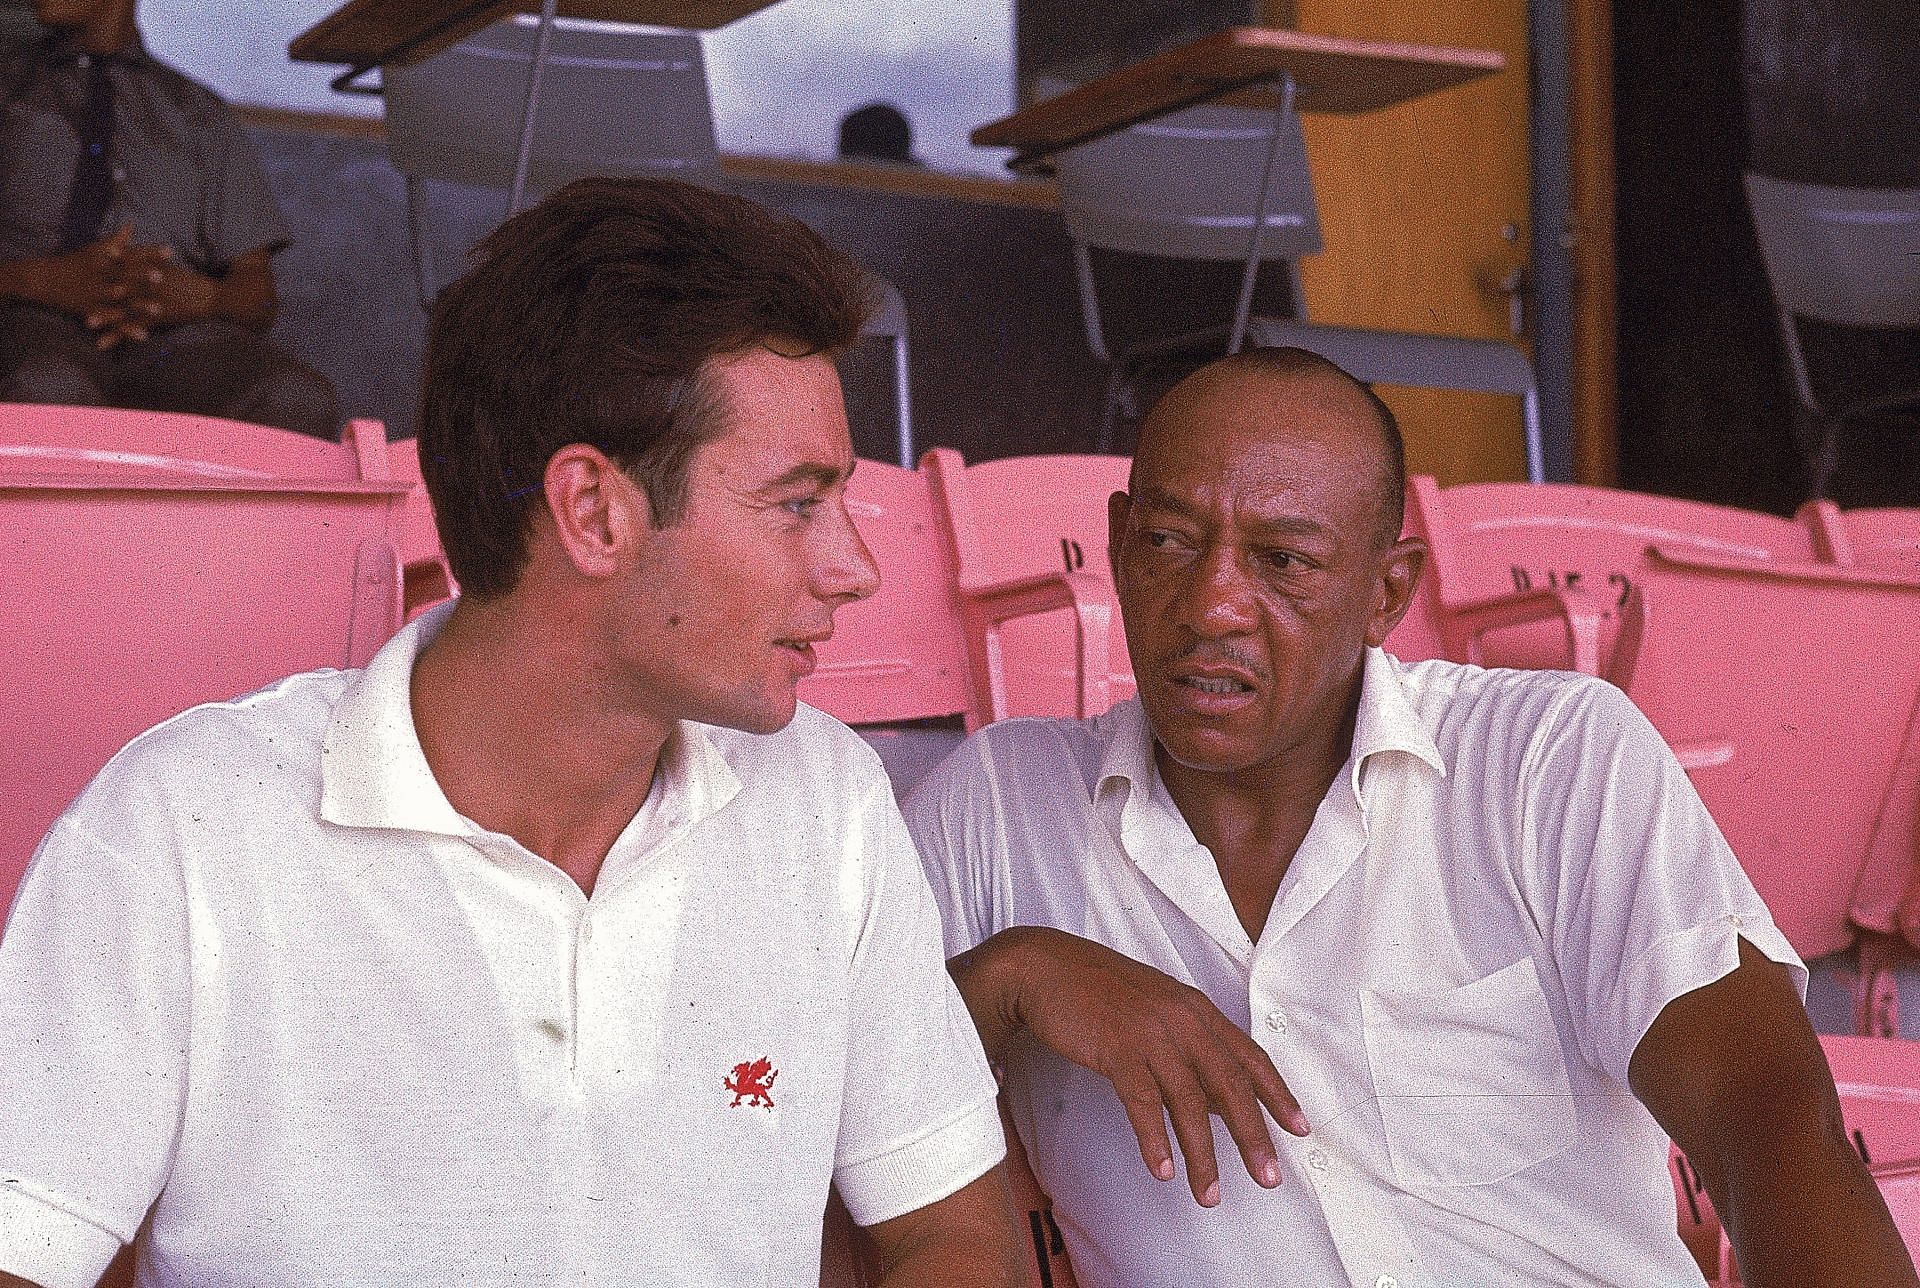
[1177,675,1254,695]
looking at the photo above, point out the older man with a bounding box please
[0,178,1019,1287]
[0,0,335,435]
[906,346,1916,1286]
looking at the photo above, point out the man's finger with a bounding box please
[1203,1068,1283,1189]
[1211,1023,1311,1137]
[1154,1064,1223,1207]
[1112,1071,1177,1185]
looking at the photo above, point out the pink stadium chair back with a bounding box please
[1614,548,1920,961]
[0,401,387,481]
[922,449,1134,727]
[382,434,459,618]
[0,405,410,917]
[1394,476,1825,676]
[1798,500,1920,956]
[797,459,976,726]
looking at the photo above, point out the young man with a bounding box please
[0,178,1020,1287]
[0,0,336,436]
[906,347,1917,1286]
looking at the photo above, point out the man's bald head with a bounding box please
[1133,347,1407,548]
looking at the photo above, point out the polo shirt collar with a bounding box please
[319,602,741,840]
[321,602,464,834]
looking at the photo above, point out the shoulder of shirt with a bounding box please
[129,51,235,121]
[917,712,1105,810]
[68,665,354,815]
[1385,654,1651,782]
[1389,653,1627,720]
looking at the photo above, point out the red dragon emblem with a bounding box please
[724,1056,778,1109]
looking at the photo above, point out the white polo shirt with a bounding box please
[905,650,1804,1288]
[0,605,1002,1288]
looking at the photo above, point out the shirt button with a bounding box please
[76,54,91,69]
[1308,1147,1329,1171]
[1729,913,1746,928]
[1264,1010,1287,1034]
[111,165,126,182]
[1376,1277,1400,1288]
[536,1019,567,1042]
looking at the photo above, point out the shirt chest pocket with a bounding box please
[1359,955,1577,1187]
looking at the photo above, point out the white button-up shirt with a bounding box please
[0,605,1001,1288]
[906,650,1804,1287]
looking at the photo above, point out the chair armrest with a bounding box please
[958,567,1114,728]
[1446,582,1620,679]
[402,555,456,620]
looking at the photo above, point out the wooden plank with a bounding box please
[972,26,1505,166]
[1568,0,1618,485]
[289,0,780,68]
[1289,2,1531,485]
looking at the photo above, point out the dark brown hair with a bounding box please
[418,177,873,599]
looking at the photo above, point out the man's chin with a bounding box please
[1147,711,1270,777]
[702,690,799,736]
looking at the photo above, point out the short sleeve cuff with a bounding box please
[834,1094,1007,1227]
[1604,911,1808,1083]
[0,1179,122,1288]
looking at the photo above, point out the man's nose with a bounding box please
[1172,544,1257,636]
[817,504,881,604]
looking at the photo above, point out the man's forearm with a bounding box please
[946,928,1044,1066]
[0,257,52,308]
[206,253,277,332]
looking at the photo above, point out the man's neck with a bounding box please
[410,596,672,896]
[62,12,137,57]
[1155,692,1360,944]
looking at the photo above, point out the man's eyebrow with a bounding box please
[1131,485,1203,521]
[756,461,846,493]
[1132,485,1332,538]
[1242,513,1332,539]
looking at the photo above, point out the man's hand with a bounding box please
[1632,937,1919,1286]
[862,1167,1025,1287]
[950,925,1308,1207]
[86,249,218,348]
[0,225,153,323]
[85,245,279,348]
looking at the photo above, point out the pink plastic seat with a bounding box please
[921,448,1134,728]
[0,404,412,915]
[1799,501,1920,967]
[797,459,976,727]
[1608,548,1920,969]
[1391,475,1825,677]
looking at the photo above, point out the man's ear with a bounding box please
[1106,490,1130,583]
[1365,537,1428,648]
[541,444,652,581]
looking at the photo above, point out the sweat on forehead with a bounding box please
[1131,348,1406,544]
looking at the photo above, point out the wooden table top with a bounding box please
[972,27,1506,170]
[289,0,780,70]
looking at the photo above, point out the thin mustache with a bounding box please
[1168,644,1268,682]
